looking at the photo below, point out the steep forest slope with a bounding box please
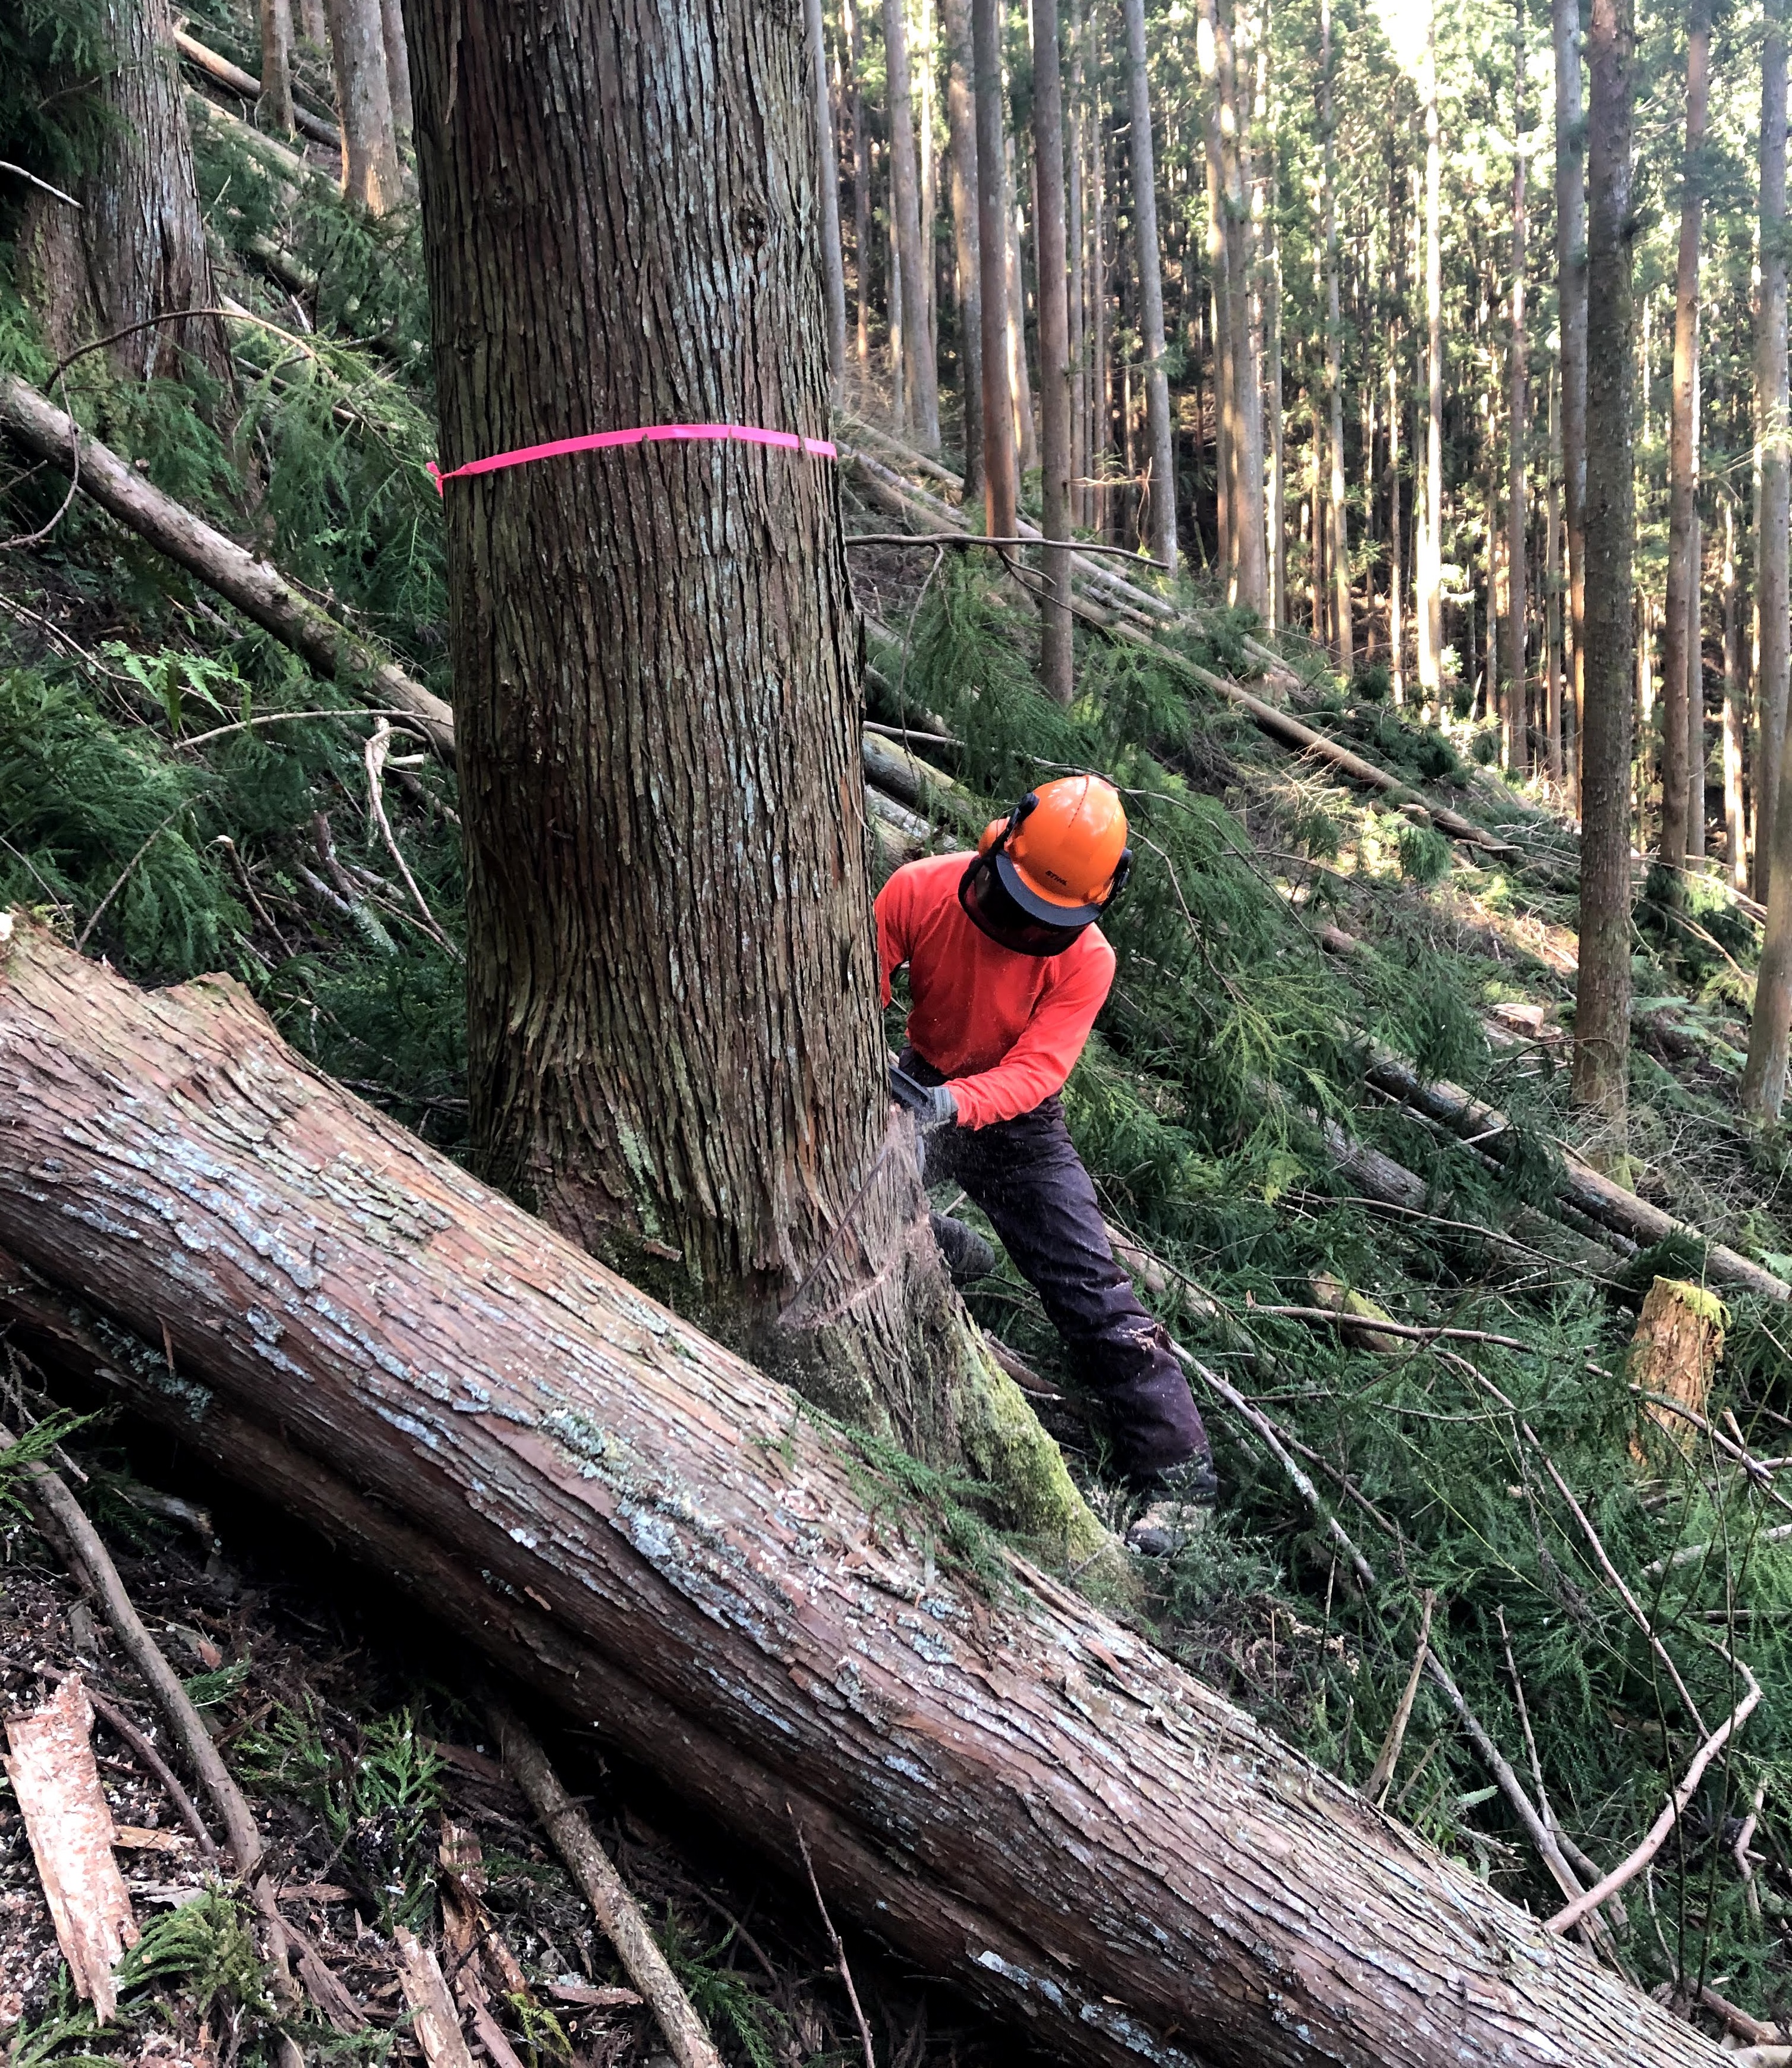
[0,0,1791,2060]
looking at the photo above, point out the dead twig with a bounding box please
[482,1692,723,2068]
[1365,1591,1433,1807]
[83,1684,216,1862]
[363,718,460,957]
[1545,1661,1763,1934]
[1247,1305,1534,1352]
[0,160,81,209]
[790,1809,876,2068]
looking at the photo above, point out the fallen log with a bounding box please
[174,26,342,149]
[1361,1049,1790,1304]
[0,918,1733,2068]
[0,374,453,756]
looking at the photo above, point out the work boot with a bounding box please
[1125,1455,1220,1557]
[930,1210,996,1286]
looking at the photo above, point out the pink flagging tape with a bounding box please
[427,421,838,492]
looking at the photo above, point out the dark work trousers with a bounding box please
[901,1049,1208,1487]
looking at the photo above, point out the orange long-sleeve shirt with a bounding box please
[875,852,1114,1128]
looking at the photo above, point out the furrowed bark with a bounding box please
[405,0,1065,1491]
[0,923,1735,2068]
[941,0,985,496]
[0,374,453,754]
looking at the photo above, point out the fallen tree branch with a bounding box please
[792,1815,876,2068]
[1545,1663,1763,1935]
[1366,1591,1434,1806]
[483,1696,723,2068]
[0,373,453,756]
[845,530,1169,569]
[0,920,1735,2068]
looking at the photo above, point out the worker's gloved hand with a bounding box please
[912,1082,958,1132]
[890,1065,958,1132]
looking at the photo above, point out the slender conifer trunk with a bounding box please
[326,0,401,214]
[259,0,297,134]
[810,0,849,386]
[1217,0,1266,612]
[1321,0,1350,673]
[1555,0,1589,799]
[1067,0,1086,528]
[1658,0,1713,873]
[1417,4,1444,706]
[1724,491,1747,885]
[1753,0,1791,906]
[1506,0,1528,772]
[1574,0,1637,1144]
[1122,0,1177,570]
[942,0,984,492]
[1033,0,1075,703]
[1547,364,1564,778]
[379,0,412,145]
[846,0,873,369]
[974,0,1017,539]
[885,0,940,446]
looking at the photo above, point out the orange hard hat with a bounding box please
[965,775,1131,955]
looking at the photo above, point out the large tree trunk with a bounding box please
[0,922,1737,2068]
[1416,4,1444,706]
[1658,0,1712,873]
[326,0,400,214]
[1033,0,1075,704]
[808,0,849,387]
[1321,0,1351,675]
[18,0,230,386]
[884,0,940,448]
[1573,0,1638,1144]
[407,0,1040,1478]
[1506,0,1528,773]
[1753,0,1791,905]
[942,0,985,495]
[973,0,1017,540]
[1555,0,1589,802]
[1120,0,1177,572]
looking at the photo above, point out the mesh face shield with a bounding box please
[958,852,1098,958]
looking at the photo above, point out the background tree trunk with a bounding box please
[1002,136,1037,473]
[1321,0,1351,674]
[884,0,940,447]
[406,0,995,1450]
[846,0,873,369]
[1547,364,1564,778]
[18,0,231,386]
[1506,0,1528,772]
[942,0,984,494]
[1724,492,1747,883]
[1416,4,1444,705]
[1067,0,1086,530]
[974,0,1016,540]
[326,0,400,213]
[259,0,297,134]
[1033,0,1074,704]
[1658,0,1712,873]
[1216,0,1266,613]
[1687,498,1704,857]
[1121,0,1177,571]
[379,0,412,146]
[1753,0,1791,904]
[808,0,849,387]
[1555,0,1589,801]
[0,924,1742,2068]
[1573,0,1638,1145]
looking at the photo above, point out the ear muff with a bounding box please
[1106,847,1133,905]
